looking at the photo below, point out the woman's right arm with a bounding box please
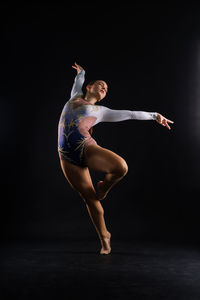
[70,62,85,99]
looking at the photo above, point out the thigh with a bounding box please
[84,144,128,173]
[59,158,96,200]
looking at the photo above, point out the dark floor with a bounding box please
[1,238,200,300]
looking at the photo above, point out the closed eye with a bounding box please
[99,83,108,92]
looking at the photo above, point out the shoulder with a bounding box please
[94,104,110,112]
[69,96,86,109]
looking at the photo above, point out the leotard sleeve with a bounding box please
[70,70,85,99]
[93,105,157,125]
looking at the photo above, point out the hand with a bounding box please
[156,113,174,130]
[72,62,84,74]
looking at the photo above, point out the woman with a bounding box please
[58,62,174,255]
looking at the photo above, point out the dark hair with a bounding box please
[87,80,98,86]
[82,80,98,98]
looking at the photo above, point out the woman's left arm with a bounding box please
[96,106,174,130]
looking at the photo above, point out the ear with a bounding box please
[86,84,91,92]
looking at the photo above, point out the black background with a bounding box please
[1,2,200,243]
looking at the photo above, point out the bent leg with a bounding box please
[85,144,128,200]
[59,158,111,254]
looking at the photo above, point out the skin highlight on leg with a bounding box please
[59,158,111,254]
[85,144,128,200]
[83,199,111,255]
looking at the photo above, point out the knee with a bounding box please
[115,159,128,178]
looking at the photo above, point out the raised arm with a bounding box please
[70,62,85,99]
[95,106,174,130]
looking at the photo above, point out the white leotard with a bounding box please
[69,69,158,125]
[58,69,158,166]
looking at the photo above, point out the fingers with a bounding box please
[167,119,174,124]
[156,114,174,130]
[165,118,174,130]
[157,118,171,130]
[72,62,83,73]
[163,119,172,130]
[72,62,78,69]
[165,122,171,130]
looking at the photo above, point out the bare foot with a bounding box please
[97,181,108,200]
[100,232,111,255]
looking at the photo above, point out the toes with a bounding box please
[100,249,111,255]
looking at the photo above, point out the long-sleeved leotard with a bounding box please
[58,70,158,166]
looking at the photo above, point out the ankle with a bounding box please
[100,231,111,239]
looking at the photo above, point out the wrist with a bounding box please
[152,112,158,120]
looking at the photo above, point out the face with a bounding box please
[87,80,108,101]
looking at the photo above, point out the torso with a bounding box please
[58,97,98,166]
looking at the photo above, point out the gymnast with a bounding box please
[57,62,174,255]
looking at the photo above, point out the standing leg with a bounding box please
[59,158,111,254]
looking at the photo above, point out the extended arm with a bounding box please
[70,63,85,99]
[94,106,174,129]
[97,106,158,123]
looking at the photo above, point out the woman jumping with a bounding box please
[57,62,174,255]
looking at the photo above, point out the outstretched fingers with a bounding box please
[156,114,174,130]
[72,62,78,69]
[72,62,84,74]
[164,118,174,130]
[165,120,171,130]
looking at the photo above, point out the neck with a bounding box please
[84,92,99,105]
